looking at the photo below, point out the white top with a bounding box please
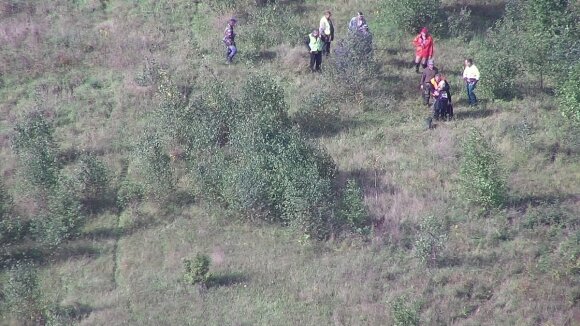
[463,65,480,81]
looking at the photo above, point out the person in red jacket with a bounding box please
[412,27,434,73]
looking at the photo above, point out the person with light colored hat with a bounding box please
[223,18,237,64]
[420,59,439,106]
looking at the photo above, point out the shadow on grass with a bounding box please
[208,272,248,288]
[0,242,102,271]
[454,105,495,120]
[444,2,506,35]
[508,193,580,213]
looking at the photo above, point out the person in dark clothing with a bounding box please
[223,18,237,64]
[431,74,453,121]
[305,29,323,72]
[319,10,334,57]
[420,59,438,106]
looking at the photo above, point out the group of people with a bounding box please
[414,27,481,121]
[305,11,372,73]
[222,13,481,121]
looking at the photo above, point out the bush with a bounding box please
[447,6,472,41]
[12,111,60,192]
[2,261,46,323]
[414,215,447,265]
[379,0,444,35]
[338,179,369,233]
[75,152,109,205]
[390,295,421,326]
[459,128,507,209]
[31,175,84,247]
[134,133,175,201]
[116,180,145,209]
[557,62,580,124]
[184,254,211,286]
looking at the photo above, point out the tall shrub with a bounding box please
[557,62,580,124]
[459,128,507,209]
[12,111,60,192]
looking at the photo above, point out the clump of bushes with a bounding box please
[557,62,580,124]
[148,72,367,239]
[379,0,444,35]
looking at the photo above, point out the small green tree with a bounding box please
[339,179,369,233]
[414,215,447,265]
[557,62,580,124]
[459,128,507,209]
[75,152,109,205]
[3,261,46,324]
[390,295,421,326]
[184,254,211,286]
[12,111,60,193]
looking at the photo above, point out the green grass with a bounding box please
[1,0,578,325]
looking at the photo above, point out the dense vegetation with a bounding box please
[0,0,578,325]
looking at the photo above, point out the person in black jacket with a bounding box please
[431,74,453,121]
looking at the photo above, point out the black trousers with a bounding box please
[321,35,332,56]
[310,51,322,72]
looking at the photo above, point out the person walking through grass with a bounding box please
[463,58,480,106]
[223,18,237,64]
[319,10,335,57]
[305,29,323,73]
[412,27,434,73]
[420,59,439,106]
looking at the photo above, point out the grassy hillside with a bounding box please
[0,0,578,325]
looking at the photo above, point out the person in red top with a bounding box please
[412,27,434,73]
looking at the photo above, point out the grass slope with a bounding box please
[0,0,578,325]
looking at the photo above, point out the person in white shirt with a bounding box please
[319,10,334,57]
[463,58,480,106]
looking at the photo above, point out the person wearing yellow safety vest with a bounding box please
[430,73,453,121]
[305,29,324,72]
[319,10,334,57]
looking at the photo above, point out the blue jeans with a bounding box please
[226,45,237,62]
[466,82,477,105]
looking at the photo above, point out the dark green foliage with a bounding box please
[332,33,380,99]
[2,261,45,323]
[0,182,25,245]
[153,73,340,239]
[459,128,506,209]
[75,152,109,204]
[447,6,472,41]
[390,295,421,326]
[183,254,211,286]
[380,0,444,35]
[116,180,145,209]
[134,134,175,201]
[338,179,369,233]
[31,175,84,247]
[12,111,60,192]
